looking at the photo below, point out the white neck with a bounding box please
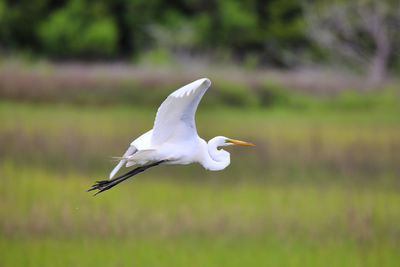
[200,137,231,171]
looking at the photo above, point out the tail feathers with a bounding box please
[109,161,125,179]
[125,149,156,167]
[109,145,137,179]
[109,148,156,179]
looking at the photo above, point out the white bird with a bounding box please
[89,78,254,195]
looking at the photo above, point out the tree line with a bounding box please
[0,0,399,81]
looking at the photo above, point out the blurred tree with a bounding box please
[260,0,306,66]
[0,0,306,66]
[303,0,400,83]
[38,0,118,58]
[145,0,306,66]
[0,0,55,51]
[147,10,197,61]
[122,0,165,56]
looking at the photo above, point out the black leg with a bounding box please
[88,160,165,196]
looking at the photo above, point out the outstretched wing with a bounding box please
[151,78,211,146]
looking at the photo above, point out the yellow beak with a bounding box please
[226,138,255,146]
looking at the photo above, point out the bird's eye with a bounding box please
[223,141,233,146]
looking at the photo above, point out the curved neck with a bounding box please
[201,139,231,171]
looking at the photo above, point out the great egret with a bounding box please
[89,78,254,195]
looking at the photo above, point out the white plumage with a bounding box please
[109,78,254,179]
[89,78,254,195]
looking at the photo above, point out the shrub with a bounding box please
[214,80,259,107]
[258,80,291,107]
[38,0,118,58]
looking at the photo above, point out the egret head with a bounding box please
[210,136,255,148]
[225,138,255,147]
[204,136,254,170]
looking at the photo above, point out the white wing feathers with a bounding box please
[151,78,211,145]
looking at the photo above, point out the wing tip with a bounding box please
[197,78,211,89]
[200,77,211,84]
[171,78,211,98]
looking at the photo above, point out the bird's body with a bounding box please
[89,78,254,195]
[115,129,209,167]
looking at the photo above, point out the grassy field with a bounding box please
[1,99,400,266]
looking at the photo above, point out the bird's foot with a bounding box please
[88,160,165,196]
[88,179,116,196]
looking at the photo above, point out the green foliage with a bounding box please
[38,0,118,58]
[332,89,399,110]
[258,80,291,107]
[0,0,307,64]
[214,80,260,107]
[256,80,400,110]
[0,0,51,49]
[2,0,400,70]
[260,0,307,65]
[217,0,258,47]
[138,47,173,65]
[0,1,5,23]
[122,0,164,54]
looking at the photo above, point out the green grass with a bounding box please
[2,237,399,267]
[1,166,400,266]
[1,101,400,266]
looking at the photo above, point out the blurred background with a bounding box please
[0,0,400,266]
